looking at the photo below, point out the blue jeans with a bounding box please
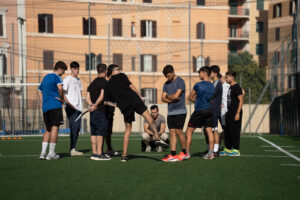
[65,105,81,150]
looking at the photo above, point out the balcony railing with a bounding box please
[229,7,250,16]
[229,31,249,39]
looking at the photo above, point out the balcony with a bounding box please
[229,31,249,41]
[229,7,250,19]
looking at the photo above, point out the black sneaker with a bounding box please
[155,138,169,148]
[90,154,97,160]
[121,155,128,162]
[214,151,219,157]
[94,154,111,161]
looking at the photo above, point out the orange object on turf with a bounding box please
[162,154,178,162]
[17,137,22,140]
[13,137,17,140]
[1,137,5,140]
[7,137,11,140]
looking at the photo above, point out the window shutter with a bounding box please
[119,19,122,36]
[38,14,45,33]
[152,21,157,38]
[141,20,146,37]
[43,51,54,70]
[205,56,210,66]
[0,15,3,36]
[153,88,157,104]
[91,17,96,35]
[85,54,89,70]
[97,54,102,65]
[47,15,53,33]
[113,54,123,69]
[273,5,276,18]
[152,55,157,72]
[113,19,118,36]
[131,57,135,71]
[197,23,201,39]
[193,56,196,72]
[83,18,88,35]
[140,55,144,72]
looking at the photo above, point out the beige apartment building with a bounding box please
[20,0,229,105]
[228,0,268,67]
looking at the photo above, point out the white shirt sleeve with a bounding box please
[63,76,70,92]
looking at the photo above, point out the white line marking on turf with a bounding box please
[258,136,300,162]
[265,150,300,153]
[282,164,300,166]
[260,145,295,148]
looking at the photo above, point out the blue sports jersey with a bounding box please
[38,73,63,113]
[193,81,215,111]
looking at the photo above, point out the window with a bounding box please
[143,0,152,3]
[141,88,157,104]
[290,1,294,16]
[131,57,135,71]
[38,14,53,33]
[230,23,238,37]
[96,54,102,65]
[0,15,4,37]
[273,3,282,18]
[43,51,54,70]
[113,19,122,36]
[131,22,136,37]
[197,0,205,6]
[196,22,205,39]
[229,0,238,15]
[257,0,264,10]
[0,54,7,76]
[256,44,263,55]
[274,51,280,65]
[256,22,264,33]
[112,0,127,2]
[229,44,238,53]
[141,20,157,38]
[140,55,157,72]
[113,54,123,69]
[275,28,280,41]
[86,53,96,70]
[83,17,96,35]
[192,56,205,72]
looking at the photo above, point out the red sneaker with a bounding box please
[162,154,178,162]
[177,152,190,161]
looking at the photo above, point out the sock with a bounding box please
[214,144,219,152]
[49,143,56,155]
[182,149,187,154]
[208,150,214,155]
[41,142,48,154]
[171,151,176,156]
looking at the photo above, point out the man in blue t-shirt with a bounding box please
[38,61,67,160]
[161,65,188,162]
[186,66,216,160]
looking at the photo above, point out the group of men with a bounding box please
[38,60,243,163]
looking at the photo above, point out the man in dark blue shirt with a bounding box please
[186,66,216,160]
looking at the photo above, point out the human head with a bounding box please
[210,65,220,80]
[150,105,159,119]
[225,70,237,84]
[97,63,107,76]
[163,65,175,82]
[198,66,211,80]
[107,64,120,77]
[70,61,80,77]
[54,61,67,76]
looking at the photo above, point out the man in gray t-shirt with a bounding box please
[161,65,188,162]
[142,105,168,152]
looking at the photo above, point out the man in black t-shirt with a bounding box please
[86,64,111,161]
[105,64,168,162]
[220,70,244,157]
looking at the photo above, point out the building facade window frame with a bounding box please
[140,54,157,72]
[196,22,205,39]
[86,53,96,70]
[0,8,7,38]
[197,0,205,6]
[43,50,54,70]
[141,20,157,38]
[257,0,264,10]
[113,18,122,37]
[275,27,280,41]
[256,22,264,33]
[273,3,282,18]
[38,14,53,33]
[141,88,157,104]
[83,17,97,35]
[256,44,264,55]
[143,0,152,3]
[113,53,123,69]
[0,53,7,76]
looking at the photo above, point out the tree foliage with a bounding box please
[228,51,270,104]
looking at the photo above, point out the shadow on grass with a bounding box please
[58,149,92,158]
[127,154,161,162]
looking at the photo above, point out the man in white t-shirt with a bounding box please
[63,61,83,156]
[219,74,230,149]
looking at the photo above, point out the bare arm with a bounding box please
[129,84,143,99]
[37,90,43,104]
[92,89,104,111]
[167,89,183,101]
[235,94,244,121]
[161,92,173,103]
[158,123,165,135]
[189,90,197,102]
[57,84,64,100]
[143,123,155,136]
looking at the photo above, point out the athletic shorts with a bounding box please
[188,108,213,128]
[43,108,64,132]
[212,110,220,129]
[90,110,108,136]
[122,102,147,123]
[167,114,187,130]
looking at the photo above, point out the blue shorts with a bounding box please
[90,110,108,136]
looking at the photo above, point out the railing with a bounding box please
[229,7,249,16]
[230,31,249,39]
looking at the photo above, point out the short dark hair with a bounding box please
[70,61,79,69]
[97,63,107,74]
[54,61,67,70]
[198,66,211,76]
[210,65,220,75]
[163,65,174,76]
[150,105,159,111]
[226,70,237,79]
[107,64,119,77]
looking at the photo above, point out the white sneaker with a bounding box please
[39,152,46,160]
[70,149,83,156]
[145,145,151,152]
[46,153,60,160]
[156,146,162,152]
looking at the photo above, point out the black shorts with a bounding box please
[188,108,213,128]
[90,110,108,136]
[167,114,186,130]
[43,108,64,132]
[122,102,147,124]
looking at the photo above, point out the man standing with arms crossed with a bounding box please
[63,61,83,156]
[161,65,188,162]
[38,61,67,160]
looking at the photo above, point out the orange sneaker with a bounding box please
[177,152,190,161]
[162,154,178,162]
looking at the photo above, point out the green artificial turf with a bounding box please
[0,134,299,200]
